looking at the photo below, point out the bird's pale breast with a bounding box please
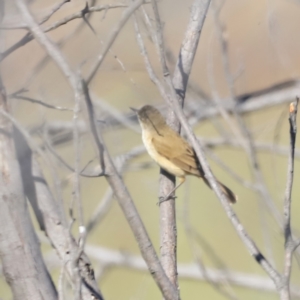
[142,130,186,177]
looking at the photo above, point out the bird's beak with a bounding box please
[130,107,139,113]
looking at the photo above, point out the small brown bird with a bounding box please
[131,105,237,204]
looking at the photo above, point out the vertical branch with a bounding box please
[280,99,299,300]
[159,166,178,289]
[172,0,211,99]
[133,17,180,288]
[0,76,57,299]
[283,100,298,243]
[149,0,211,292]
[81,80,179,300]
[72,76,84,232]
[150,0,179,291]
[134,0,211,293]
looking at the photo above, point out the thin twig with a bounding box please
[11,94,73,111]
[82,81,105,175]
[22,0,98,88]
[0,4,128,61]
[0,0,70,29]
[86,0,145,84]
[43,244,300,296]
[201,137,300,159]
[133,14,169,100]
[86,145,145,233]
[283,99,298,243]
[212,2,283,230]
[92,94,140,134]
[39,0,70,25]
[83,245,300,297]
[281,98,299,300]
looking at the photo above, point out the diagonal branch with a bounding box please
[81,80,179,300]
[0,74,57,300]
[0,3,129,61]
[167,92,283,289]
[143,0,282,291]
[86,0,145,84]
[145,0,211,293]
[14,0,101,298]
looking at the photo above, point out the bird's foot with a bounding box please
[157,195,177,206]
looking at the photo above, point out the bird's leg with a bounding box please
[158,177,186,205]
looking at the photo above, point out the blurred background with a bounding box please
[1,0,300,299]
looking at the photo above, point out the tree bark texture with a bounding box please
[0,80,57,299]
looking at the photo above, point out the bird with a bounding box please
[131,105,237,204]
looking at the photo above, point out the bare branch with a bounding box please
[172,0,211,99]
[133,16,180,288]
[83,245,300,297]
[10,93,73,111]
[146,0,211,292]
[189,80,300,123]
[81,80,179,300]
[32,153,103,300]
[0,76,57,299]
[133,13,169,99]
[211,4,289,268]
[86,145,145,233]
[149,0,180,292]
[39,0,70,25]
[0,101,104,300]
[14,1,104,297]
[0,3,129,61]
[86,0,145,84]
[92,94,140,134]
[0,0,70,29]
[283,99,299,242]
[16,0,85,237]
[280,98,299,300]
[44,3,127,32]
[138,0,282,286]
[167,94,283,289]
[200,137,300,159]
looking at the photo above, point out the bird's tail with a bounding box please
[203,178,237,204]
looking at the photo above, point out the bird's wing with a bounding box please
[153,131,237,203]
[152,132,203,177]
